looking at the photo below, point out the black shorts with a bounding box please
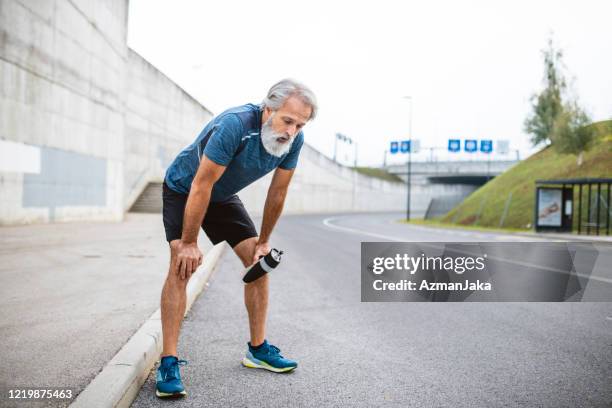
[162,182,258,248]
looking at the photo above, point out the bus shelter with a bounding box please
[535,178,611,235]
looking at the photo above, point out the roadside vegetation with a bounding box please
[415,38,612,231]
[439,122,611,230]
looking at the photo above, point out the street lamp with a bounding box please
[334,133,358,167]
[333,133,340,162]
[403,96,413,221]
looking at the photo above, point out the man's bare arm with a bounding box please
[174,156,226,279]
[181,156,225,243]
[253,167,295,262]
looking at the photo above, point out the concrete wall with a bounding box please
[239,144,407,215]
[0,0,213,224]
[124,48,212,209]
[0,0,128,224]
[0,0,408,226]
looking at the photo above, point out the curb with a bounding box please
[515,231,612,244]
[407,222,612,244]
[70,242,228,408]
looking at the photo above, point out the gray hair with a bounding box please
[262,79,318,120]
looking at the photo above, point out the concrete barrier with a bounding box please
[0,0,407,225]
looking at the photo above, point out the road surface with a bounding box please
[132,212,612,408]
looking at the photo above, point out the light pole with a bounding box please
[333,133,340,162]
[403,96,413,221]
[335,132,358,166]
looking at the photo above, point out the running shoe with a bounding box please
[242,340,297,373]
[156,356,188,398]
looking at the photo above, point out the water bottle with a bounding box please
[242,249,283,283]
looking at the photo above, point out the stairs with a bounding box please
[129,182,163,213]
[424,195,468,220]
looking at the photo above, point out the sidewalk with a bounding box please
[0,213,213,407]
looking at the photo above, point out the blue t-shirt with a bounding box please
[164,103,304,202]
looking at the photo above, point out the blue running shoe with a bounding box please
[156,356,188,398]
[242,340,297,373]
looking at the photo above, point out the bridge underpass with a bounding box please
[385,160,519,218]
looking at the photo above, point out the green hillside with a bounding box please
[439,120,612,230]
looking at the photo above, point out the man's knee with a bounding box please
[166,239,189,286]
[233,236,258,268]
[169,239,180,253]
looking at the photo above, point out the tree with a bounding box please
[524,38,595,165]
[552,101,594,166]
[524,38,566,146]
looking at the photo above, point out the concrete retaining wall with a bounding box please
[239,144,406,215]
[0,0,128,224]
[0,0,408,225]
[124,48,213,210]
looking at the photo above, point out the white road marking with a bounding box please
[322,215,612,285]
[322,216,405,242]
[322,215,534,242]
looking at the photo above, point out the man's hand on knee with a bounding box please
[251,240,271,265]
[174,240,203,280]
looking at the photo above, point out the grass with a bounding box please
[354,166,404,183]
[436,120,612,230]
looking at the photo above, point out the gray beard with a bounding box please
[261,118,294,157]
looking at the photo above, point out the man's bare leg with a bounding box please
[234,237,268,346]
[161,239,190,357]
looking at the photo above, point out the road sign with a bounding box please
[400,140,411,153]
[448,139,460,152]
[464,139,477,153]
[497,140,510,154]
[480,140,493,153]
[390,141,399,154]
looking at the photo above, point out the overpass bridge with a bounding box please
[386,160,518,182]
[384,160,520,218]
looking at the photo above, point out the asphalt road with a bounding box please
[132,212,612,408]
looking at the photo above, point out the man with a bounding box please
[156,79,317,398]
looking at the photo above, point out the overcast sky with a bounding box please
[127,0,612,167]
